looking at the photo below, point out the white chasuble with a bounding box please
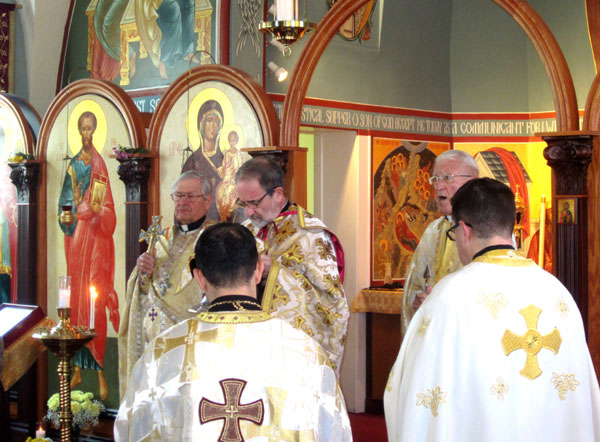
[386,249,600,442]
[115,312,352,442]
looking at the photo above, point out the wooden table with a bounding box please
[351,288,403,413]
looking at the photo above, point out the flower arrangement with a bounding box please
[46,390,105,432]
[8,151,35,162]
[112,145,149,159]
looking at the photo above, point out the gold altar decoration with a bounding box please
[33,308,96,442]
[351,288,403,314]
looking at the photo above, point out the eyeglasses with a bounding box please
[236,187,276,209]
[446,221,472,241]
[171,192,206,202]
[428,174,473,185]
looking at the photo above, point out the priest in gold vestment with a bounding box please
[118,171,214,398]
[386,178,600,441]
[401,150,478,335]
[235,157,349,372]
[115,223,352,441]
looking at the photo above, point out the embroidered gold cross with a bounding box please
[501,304,562,380]
[199,379,264,442]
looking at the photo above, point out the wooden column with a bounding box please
[8,160,42,437]
[9,161,41,305]
[541,132,595,332]
[116,156,153,280]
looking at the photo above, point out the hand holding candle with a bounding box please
[58,276,71,308]
[90,286,97,329]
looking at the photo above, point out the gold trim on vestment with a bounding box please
[261,259,280,312]
[434,218,458,284]
[473,249,536,266]
[197,310,272,324]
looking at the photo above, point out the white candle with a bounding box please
[36,426,45,438]
[90,286,97,329]
[276,0,293,21]
[58,276,71,308]
[58,289,70,308]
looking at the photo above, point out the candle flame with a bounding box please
[90,286,98,299]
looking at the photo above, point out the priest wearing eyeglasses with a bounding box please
[235,157,349,373]
[401,149,478,336]
[118,170,215,399]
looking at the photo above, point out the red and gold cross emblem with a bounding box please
[199,379,264,442]
[501,304,562,380]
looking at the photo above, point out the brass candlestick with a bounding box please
[33,308,96,442]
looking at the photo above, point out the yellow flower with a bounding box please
[71,401,81,414]
[47,393,60,411]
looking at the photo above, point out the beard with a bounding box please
[249,215,269,229]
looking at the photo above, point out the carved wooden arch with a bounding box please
[490,0,578,131]
[583,73,600,130]
[281,0,371,146]
[0,94,40,156]
[38,79,146,159]
[281,0,579,145]
[36,78,147,306]
[146,64,280,214]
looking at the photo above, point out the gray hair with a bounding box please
[434,150,479,176]
[172,170,213,196]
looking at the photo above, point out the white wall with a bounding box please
[18,0,70,115]
[313,129,371,412]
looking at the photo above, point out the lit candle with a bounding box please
[58,276,71,308]
[36,425,45,438]
[90,286,97,329]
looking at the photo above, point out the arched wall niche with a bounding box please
[37,77,147,295]
[0,94,40,154]
[146,64,280,219]
[282,0,578,146]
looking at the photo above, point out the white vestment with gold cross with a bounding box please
[115,311,352,442]
[243,204,349,372]
[402,215,462,336]
[118,219,213,400]
[386,249,600,442]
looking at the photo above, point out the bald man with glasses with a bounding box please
[235,157,349,373]
[118,171,215,399]
[401,150,478,336]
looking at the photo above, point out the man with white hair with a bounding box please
[118,170,214,398]
[401,149,478,335]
